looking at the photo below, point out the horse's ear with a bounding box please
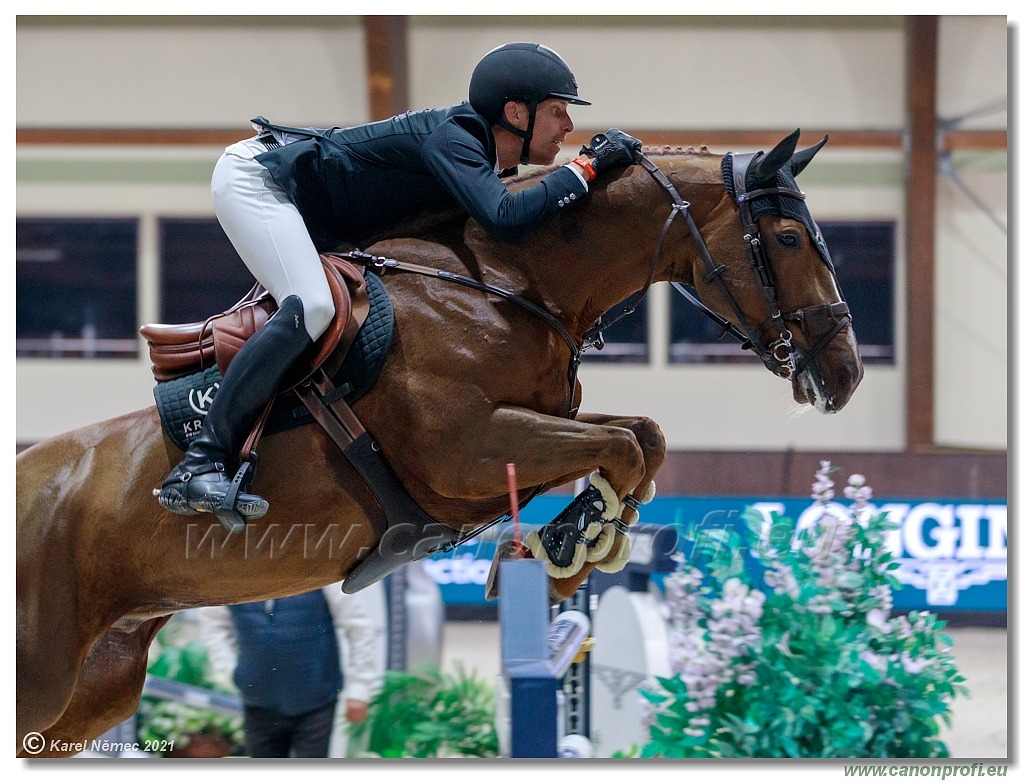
[790,135,829,178]
[747,129,802,187]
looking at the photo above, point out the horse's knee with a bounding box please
[607,427,646,486]
[628,417,667,463]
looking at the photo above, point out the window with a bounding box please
[669,221,895,364]
[16,218,139,358]
[580,296,649,363]
[159,219,257,324]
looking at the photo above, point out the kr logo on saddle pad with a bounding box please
[188,383,218,417]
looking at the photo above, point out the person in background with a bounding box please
[198,580,386,758]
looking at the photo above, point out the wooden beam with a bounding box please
[566,128,906,151]
[362,15,409,121]
[905,16,939,452]
[942,129,1007,151]
[16,128,248,146]
[15,126,1006,152]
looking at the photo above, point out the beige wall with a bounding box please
[15,15,1008,450]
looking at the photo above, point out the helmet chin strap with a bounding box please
[497,100,538,166]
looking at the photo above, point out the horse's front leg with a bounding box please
[524,413,666,599]
[433,405,649,507]
[453,408,663,602]
[524,412,664,572]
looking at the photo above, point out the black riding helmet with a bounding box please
[469,42,591,165]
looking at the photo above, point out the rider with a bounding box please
[157,42,643,524]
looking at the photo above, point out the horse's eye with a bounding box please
[777,233,800,248]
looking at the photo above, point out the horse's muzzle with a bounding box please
[792,323,863,413]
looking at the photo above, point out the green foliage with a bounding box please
[135,626,245,754]
[639,465,968,759]
[349,663,499,758]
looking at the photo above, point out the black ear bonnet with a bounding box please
[722,152,835,274]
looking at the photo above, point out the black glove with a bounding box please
[582,129,643,175]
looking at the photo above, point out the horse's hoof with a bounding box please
[595,532,631,574]
[584,523,617,562]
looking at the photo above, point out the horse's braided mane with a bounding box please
[502,144,717,187]
[362,145,718,245]
[646,144,716,157]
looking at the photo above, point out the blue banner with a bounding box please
[423,495,1007,613]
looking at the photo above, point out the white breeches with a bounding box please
[211,138,335,341]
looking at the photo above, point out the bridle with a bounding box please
[591,152,852,380]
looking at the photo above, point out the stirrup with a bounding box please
[155,457,267,531]
[214,462,256,533]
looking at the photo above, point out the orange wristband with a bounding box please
[570,156,597,182]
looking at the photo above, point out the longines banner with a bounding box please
[423,495,1008,613]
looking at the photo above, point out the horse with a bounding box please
[16,129,863,756]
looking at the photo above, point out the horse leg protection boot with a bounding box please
[157,295,315,528]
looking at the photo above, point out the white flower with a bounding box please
[862,651,888,673]
[811,461,836,504]
[866,608,889,630]
[901,654,929,675]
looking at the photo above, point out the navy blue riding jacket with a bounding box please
[254,103,588,249]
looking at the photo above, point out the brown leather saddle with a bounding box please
[141,253,367,386]
[140,252,463,593]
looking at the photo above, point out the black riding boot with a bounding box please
[157,295,316,528]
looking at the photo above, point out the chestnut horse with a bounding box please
[16,130,862,756]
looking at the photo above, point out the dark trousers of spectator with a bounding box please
[242,699,338,758]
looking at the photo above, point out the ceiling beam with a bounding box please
[15,126,1006,152]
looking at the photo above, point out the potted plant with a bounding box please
[348,663,498,758]
[636,462,967,758]
[135,628,245,757]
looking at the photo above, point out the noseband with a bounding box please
[592,153,851,380]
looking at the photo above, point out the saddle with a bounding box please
[140,252,462,593]
[140,253,368,386]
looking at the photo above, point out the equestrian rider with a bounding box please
[157,42,643,523]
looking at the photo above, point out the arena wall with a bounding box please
[15,16,1008,461]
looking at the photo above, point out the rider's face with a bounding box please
[525,99,574,165]
[505,98,574,166]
